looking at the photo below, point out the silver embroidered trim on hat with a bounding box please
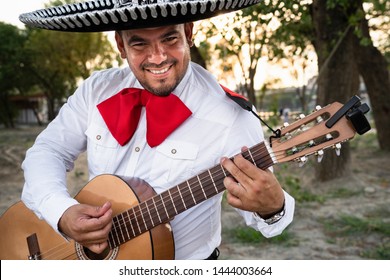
[19,0,261,31]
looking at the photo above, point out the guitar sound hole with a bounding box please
[83,247,110,260]
[75,242,119,260]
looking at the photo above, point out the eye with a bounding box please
[163,36,178,45]
[130,42,147,50]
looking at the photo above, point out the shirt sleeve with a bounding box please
[237,190,295,237]
[21,84,90,233]
[221,104,295,237]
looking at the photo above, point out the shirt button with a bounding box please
[135,147,140,152]
[171,149,177,154]
[96,135,101,140]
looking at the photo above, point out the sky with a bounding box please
[0,0,47,28]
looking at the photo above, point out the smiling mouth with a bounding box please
[147,66,171,75]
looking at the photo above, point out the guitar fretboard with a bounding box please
[108,141,275,248]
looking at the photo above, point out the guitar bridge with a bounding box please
[27,233,41,260]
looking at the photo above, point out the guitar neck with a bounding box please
[108,141,275,248]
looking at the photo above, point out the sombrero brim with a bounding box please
[19,0,261,32]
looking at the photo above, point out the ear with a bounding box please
[115,31,127,59]
[184,22,194,47]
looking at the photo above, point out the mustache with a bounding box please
[142,59,177,69]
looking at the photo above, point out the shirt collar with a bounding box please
[172,63,192,98]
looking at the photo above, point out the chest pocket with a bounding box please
[85,123,119,174]
[149,140,199,189]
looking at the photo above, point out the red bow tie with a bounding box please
[97,88,192,147]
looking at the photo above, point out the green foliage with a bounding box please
[326,0,352,10]
[25,27,117,95]
[0,22,34,127]
[363,1,389,56]
[267,0,314,59]
[0,0,120,121]
[199,1,303,103]
[227,226,298,246]
[324,0,389,55]
[0,23,25,91]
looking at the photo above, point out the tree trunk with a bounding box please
[354,0,390,151]
[311,0,360,181]
[31,106,43,126]
[247,67,257,107]
[296,85,308,113]
[0,96,16,128]
[46,95,56,121]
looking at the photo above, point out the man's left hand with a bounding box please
[220,147,285,217]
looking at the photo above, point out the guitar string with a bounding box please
[33,124,319,259]
[35,143,274,259]
[108,143,280,246]
[108,124,325,247]
[109,141,303,247]
[34,239,77,260]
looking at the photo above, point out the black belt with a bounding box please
[205,248,220,260]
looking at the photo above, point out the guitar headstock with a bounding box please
[271,99,369,165]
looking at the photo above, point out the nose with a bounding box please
[148,43,167,65]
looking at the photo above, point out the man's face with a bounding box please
[115,23,194,96]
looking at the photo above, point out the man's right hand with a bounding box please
[58,201,113,254]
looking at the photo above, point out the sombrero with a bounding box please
[19,0,261,32]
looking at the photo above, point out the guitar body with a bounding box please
[0,174,174,260]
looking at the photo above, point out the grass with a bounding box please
[362,243,390,259]
[326,187,363,199]
[226,226,299,247]
[323,215,390,236]
[321,212,390,259]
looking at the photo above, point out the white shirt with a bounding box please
[21,62,295,259]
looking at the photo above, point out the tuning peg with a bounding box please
[298,113,305,120]
[299,124,308,132]
[316,150,324,163]
[298,156,307,167]
[283,122,289,127]
[326,133,333,141]
[314,106,323,122]
[309,140,316,147]
[292,146,298,154]
[334,143,342,156]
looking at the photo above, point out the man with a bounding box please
[19,0,294,260]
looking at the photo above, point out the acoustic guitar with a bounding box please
[0,98,369,260]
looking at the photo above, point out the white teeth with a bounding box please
[149,67,169,74]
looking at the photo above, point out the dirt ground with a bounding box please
[0,125,389,260]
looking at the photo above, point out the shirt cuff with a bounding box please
[245,190,295,238]
[39,193,79,235]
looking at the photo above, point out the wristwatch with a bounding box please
[254,201,286,225]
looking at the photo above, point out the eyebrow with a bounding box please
[127,28,181,45]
